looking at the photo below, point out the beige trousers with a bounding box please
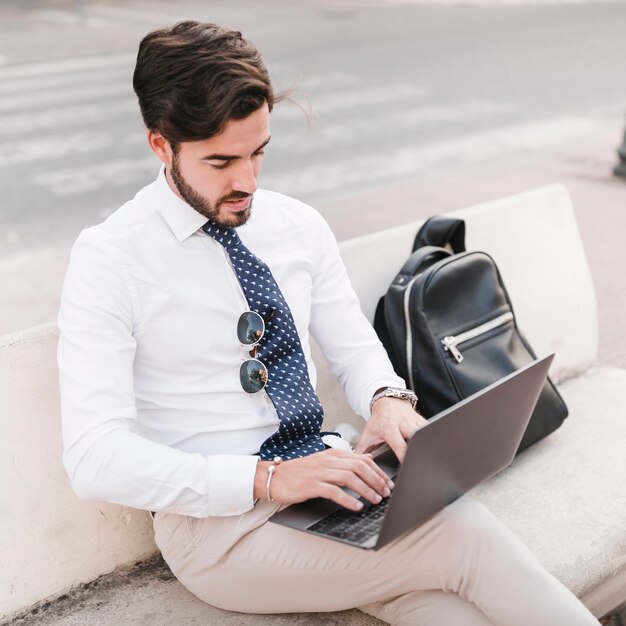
[153,497,599,626]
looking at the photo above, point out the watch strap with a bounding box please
[370,387,418,411]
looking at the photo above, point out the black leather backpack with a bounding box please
[374,216,568,454]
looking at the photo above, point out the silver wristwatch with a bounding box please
[370,387,418,411]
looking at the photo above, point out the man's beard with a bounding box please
[170,152,252,228]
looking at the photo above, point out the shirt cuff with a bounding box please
[321,433,353,452]
[206,454,260,516]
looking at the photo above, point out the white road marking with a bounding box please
[30,116,599,198]
[0,100,138,137]
[123,133,150,146]
[0,133,113,168]
[87,4,182,24]
[0,53,135,81]
[270,99,515,153]
[31,9,113,27]
[7,101,502,168]
[263,116,601,197]
[0,81,133,113]
[31,157,158,196]
[273,82,430,120]
[285,71,361,92]
[0,66,131,96]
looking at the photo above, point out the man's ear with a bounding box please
[147,130,173,167]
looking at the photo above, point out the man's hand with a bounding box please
[354,397,428,463]
[253,449,393,512]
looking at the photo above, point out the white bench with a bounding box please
[1,185,624,622]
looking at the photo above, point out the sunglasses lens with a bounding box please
[237,311,265,346]
[240,359,268,393]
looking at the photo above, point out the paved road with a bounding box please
[1,0,626,256]
[1,0,625,363]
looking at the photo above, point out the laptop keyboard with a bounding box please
[307,497,390,545]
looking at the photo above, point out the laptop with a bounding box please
[270,354,554,550]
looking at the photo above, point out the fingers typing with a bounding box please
[268,449,393,510]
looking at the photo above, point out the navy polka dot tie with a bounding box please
[203,221,328,460]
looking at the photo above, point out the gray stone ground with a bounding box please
[4,555,626,625]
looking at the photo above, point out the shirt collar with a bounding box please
[151,165,209,242]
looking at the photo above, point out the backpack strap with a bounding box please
[397,245,450,279]
[412,216,466,253]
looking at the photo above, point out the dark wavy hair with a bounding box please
[133,21,281,144]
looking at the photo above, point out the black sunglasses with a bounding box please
[237,309,274,394]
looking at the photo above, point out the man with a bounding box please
[58,21,599,626]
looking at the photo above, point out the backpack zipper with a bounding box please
[442,311,514,364]
[403,276,419,389]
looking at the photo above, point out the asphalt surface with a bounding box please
[1,0,626,257]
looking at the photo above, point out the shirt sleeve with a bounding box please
[305,210,406,419]
[58,231,258,517]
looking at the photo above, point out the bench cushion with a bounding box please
[470,366,626,617]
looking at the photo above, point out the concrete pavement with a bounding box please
[6,556,383,626]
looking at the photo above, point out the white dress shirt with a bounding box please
[58,167,405,517]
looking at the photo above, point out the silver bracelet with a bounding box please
[266,456,283,502]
